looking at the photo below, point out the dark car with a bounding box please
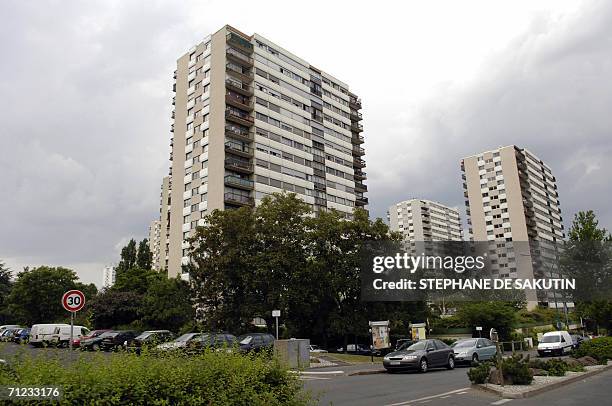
[187,333,237,353]
[100,331,138,351]
[127,330,175,354]
[0,328,21,342]
[336,344,371,355]
[12,328,30,344]
[80,331,117,351]
[383,339,455,373]
[73,329,111,349]
[237,333,275,353]
[570,334,589,349]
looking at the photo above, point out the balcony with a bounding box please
[351,122,364,133]
[224,175,254,190]
[224,192,254,206]
[352,145,365,156]
[225,158,254,174]
[354,170,367,180]
[226,92,254,111]
[225,108,254,127]
[225,79,253,96]
[355,196,369,206]
[226,47,253,67]
[350,110,363,121]
[355,183,368,193]
[226,63,254,82]
[352,134,365,144]
[349,96,362,110]
[225,125,253,142]
[353,158,366,168]
[225,141,253,158]
[227,32,254,52]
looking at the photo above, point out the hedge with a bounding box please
[573,337,612,364]
[0,349,311,405]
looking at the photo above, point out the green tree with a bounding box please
[456,302,517,340]
[113,267,163,295]
[141,277,195,332]
[7,266,82,324]
[89,290,143,328]
[563,210,612,335]
[0,261,13,324]
[137,239,153,270]
[116,239,137,275]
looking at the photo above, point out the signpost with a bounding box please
[490,328,503,386]
[476,326,482,338]
[272,310,281,340]
[61,290,85,350]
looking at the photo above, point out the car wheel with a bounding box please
[419,358,428,373]
[447,356,455,370]
[92,343,100,351]
[472,353,479,364]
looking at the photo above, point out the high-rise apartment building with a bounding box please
[158,25,367,277]
[388,199,462,243]
[102,266,116,289]
[148,220,162,271]
[461,145,565,308]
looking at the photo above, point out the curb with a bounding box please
[474,363,612,399]
[347,369,387,376]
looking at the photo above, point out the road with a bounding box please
[304,362,612,406]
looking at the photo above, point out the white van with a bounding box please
[537,331,573,356]
[30,324,69,347]
[49,325,91,347]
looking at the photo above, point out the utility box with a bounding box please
[274,339,310,369]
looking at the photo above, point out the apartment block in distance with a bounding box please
[148,219,162,271]
[160,25,367,277]
[461,145,566,308]
[388,199,462,244]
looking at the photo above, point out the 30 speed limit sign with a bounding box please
[61,290,85,312]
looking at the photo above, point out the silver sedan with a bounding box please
[451,338,497,364]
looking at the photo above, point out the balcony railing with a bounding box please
[227,32,254,52]
[349,97,362,109]
[353,158,366,168]
[226,47,253,66]
[225,125,253,142]
[225,108,254,126]
[352,134,365,144]
[225,141,253,157]
[355,196,369,206]
[224,192,254,206]
[225,92,254,111]
[225,158,254,173]
[350,110,363,121]
[352,146,365,156]
[224,175,254,190]
[351,122,364,133]
[354,170,367,180]
[226,64,254,82]
[225,79,253,96]
[355,183,368,192]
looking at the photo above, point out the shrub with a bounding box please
[573,337,612,364]
[502,354,533,385]
[541,358,567,376]
[467,361,492,384]
[0,348,310,405]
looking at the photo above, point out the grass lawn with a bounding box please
[324,353,384,364]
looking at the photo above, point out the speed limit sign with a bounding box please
[62,290,85,312]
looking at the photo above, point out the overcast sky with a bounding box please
[1,0,611,286]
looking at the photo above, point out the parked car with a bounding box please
[0,325,20,334]
[73,329,111,348]
[187,333,237,353]
[451,338,497,364]
[395,339,414,351]
[48,325,90,348]
[155,333,203,351]
[30,324,70,347]
[237,333,275,353]
[309,345,328,353]
[100,331,138,351]
[570,334,589,349]
[12,328,30,344]
[81,331,117,351]
[383,339,455,373]
[0,328,21,342]
[127,330,175,354]
[335,344,371,355]
[537,331,573,357]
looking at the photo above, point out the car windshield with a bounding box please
[406,341,427,351]
[99,332,117,338]
[136,332,153,340]
[238,335,253,345]
[541,335,561,343]
[452,339,477,348]
[175,333,199,342]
